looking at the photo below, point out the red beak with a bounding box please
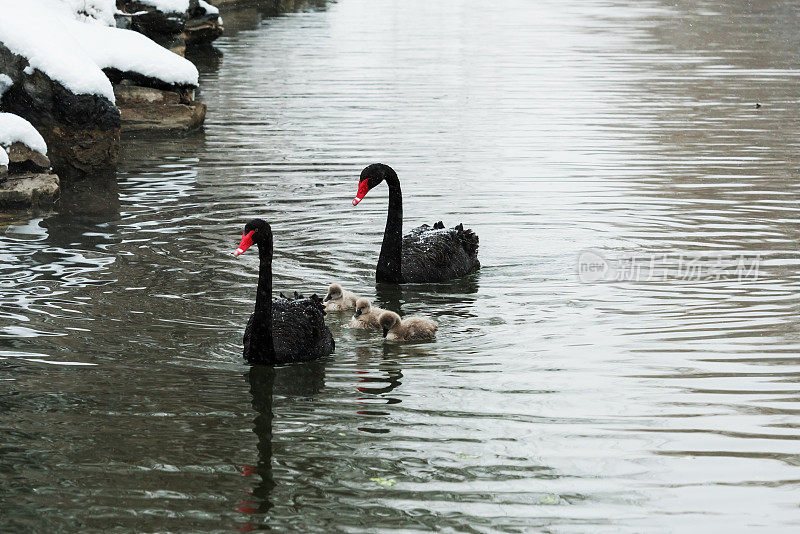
[234,230,256,256]
[352,179,370,206]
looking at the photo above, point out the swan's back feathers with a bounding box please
[244,293,334,365]
[400,222,480,282]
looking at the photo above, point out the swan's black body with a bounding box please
[237,219,334,365]
[354,164,480,284]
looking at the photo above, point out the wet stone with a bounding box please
[114,85,207,132]
[0,171,59,209]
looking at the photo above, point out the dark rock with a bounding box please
[184,17,224,46]
[118,1,188,37]
[117,0,223,52]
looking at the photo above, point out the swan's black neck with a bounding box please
[377,171,403,283]
[249,239,276,364]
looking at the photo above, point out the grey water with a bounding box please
[3,0,800,531]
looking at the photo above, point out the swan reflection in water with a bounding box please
[238,362,325,525]
[375,272,480,320]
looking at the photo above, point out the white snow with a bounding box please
[0,73,12,101]
[35,0,117,26]
[0,0,115,100]
[71,23,199,87]
[66,0,117,26]
[0,113,49,155]
[0,0,199,102]
[198,1,219,16]
[0,148,7,167]
[136,0,190,14]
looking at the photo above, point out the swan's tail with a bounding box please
[455,223,479,258]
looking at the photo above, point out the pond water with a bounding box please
[3,0,800,531]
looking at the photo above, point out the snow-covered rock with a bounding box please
[0,113,51,170]
[185,0,224,46]
[0,0,115,100]
[198,1,219,15]
[0,0,204,176]
[117,0,223,51]
[0,0,121,176]
[0,73,12,102]
[119,0,189,43]
[0,115,58,209]
[0,113,48,155]
[137,0,190,14]
[73,23,199,89]
[0,1,199,98]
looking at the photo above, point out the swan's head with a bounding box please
[353,297,372,318]
[323,283,343,303]
[352,163,396,206]
[378,311,401,338]
[234,219,272,256]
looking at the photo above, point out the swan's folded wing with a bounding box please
[272,297,333,362]
[401,224,480,282]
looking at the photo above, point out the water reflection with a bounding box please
[240,362,326,525]
[374,273,480,319]
[240,367,277,518]
[219,0,330,36]
[56,174,120,216]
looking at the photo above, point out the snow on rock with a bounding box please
[0,0,198,97]
[0,0,115,100]
[0,147,7,168]
[35,0,117,26]
[0,73,12,101]
[72,23,199,88]
[198,1,219,16]
[136,0,190,14]
[65,0,117,26]
[0,113,48,155]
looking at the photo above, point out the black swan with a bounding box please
[352,163,480,283]
[234,219,334,365]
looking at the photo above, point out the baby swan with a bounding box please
[349,298,386,330]
[323,283,358,311]
[378,311,438,342]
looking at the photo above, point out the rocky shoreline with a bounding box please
[0,0,224,209]
[0,0,330,211]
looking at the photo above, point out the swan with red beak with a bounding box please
[232,218,334,365]
[351,163,481,284]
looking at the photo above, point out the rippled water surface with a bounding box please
[4,0,800,531]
